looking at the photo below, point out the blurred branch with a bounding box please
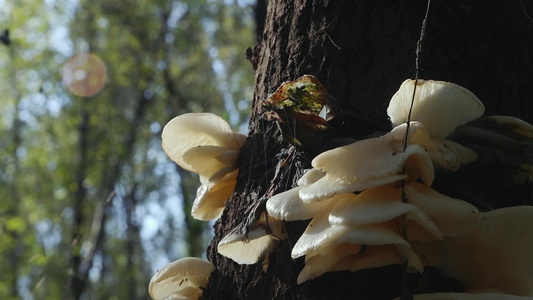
[77,191,115,279]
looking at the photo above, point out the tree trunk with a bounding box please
[206,0,533,299]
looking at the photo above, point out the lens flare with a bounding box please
[62,53,106,97]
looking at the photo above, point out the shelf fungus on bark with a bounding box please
[217,195,286,266]
[387,79,483,170]
[149,257,215,300]
[161,113,246,220]
[388,79,485,140]
[217,215,285,265]
[298,122,435,203]
[263,78,533,293]
[267,180,480,284]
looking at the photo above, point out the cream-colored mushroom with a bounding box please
[413,206,533,296]
[387,80,482,169]
[149,257,215,300]
[311,123,434,184]
[299,244,421,284]
[266,186,338,221]
[327,187,439,238]
[161,113,246,220]
[387,79,485,139]
[290,205,423,273]
[162,113,246,174]
[217,216,285,265]
[266,168,334,221]
[192,170,237,220]
[299,124,434,203]
[292,209,423,284]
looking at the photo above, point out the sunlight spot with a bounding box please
[62,53,107,97]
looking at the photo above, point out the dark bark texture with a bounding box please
[205,0,533,299]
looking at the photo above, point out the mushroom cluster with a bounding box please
[266,79,533,294]
[149,257,215,300]
[266,119,480,283]
[161,113,246,220]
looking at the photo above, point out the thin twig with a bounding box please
[401,1,431,299]
[402,0,431,153]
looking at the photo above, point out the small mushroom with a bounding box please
[266,169,333,221]
[149,257,215,300]
[217,226,279,265]
[217,214,285,265]
[192,170,237,220]
[266,186,337,221]
[387,79,485,139]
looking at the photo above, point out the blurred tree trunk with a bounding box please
[206,0,533,299]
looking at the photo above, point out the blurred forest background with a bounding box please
[0,0,257,299]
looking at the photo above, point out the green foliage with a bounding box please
[0,0,254,299]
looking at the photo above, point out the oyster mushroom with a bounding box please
[299,123,434,203]
[161,113,246,220]
[149,257,215,300]
[387,80,483,170]
[387,79,485,139]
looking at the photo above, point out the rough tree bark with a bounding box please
[205,1,533,299]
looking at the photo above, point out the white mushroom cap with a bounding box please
[217,223,280,265]
[161,113,246,174]
[149,257,215,300]
[300,124,434,202]
[266,187,337,221]
[328,187,438,239]
[296,243,362,284]
[298,243,423,284]
[291,211,350,259]
[413,206,533,296]
[387,79,485,138]
[291,206,423,269]
[298,173,406,203]
[311,124,433,184]
[297,168,326,186]
[181,146,239,181]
